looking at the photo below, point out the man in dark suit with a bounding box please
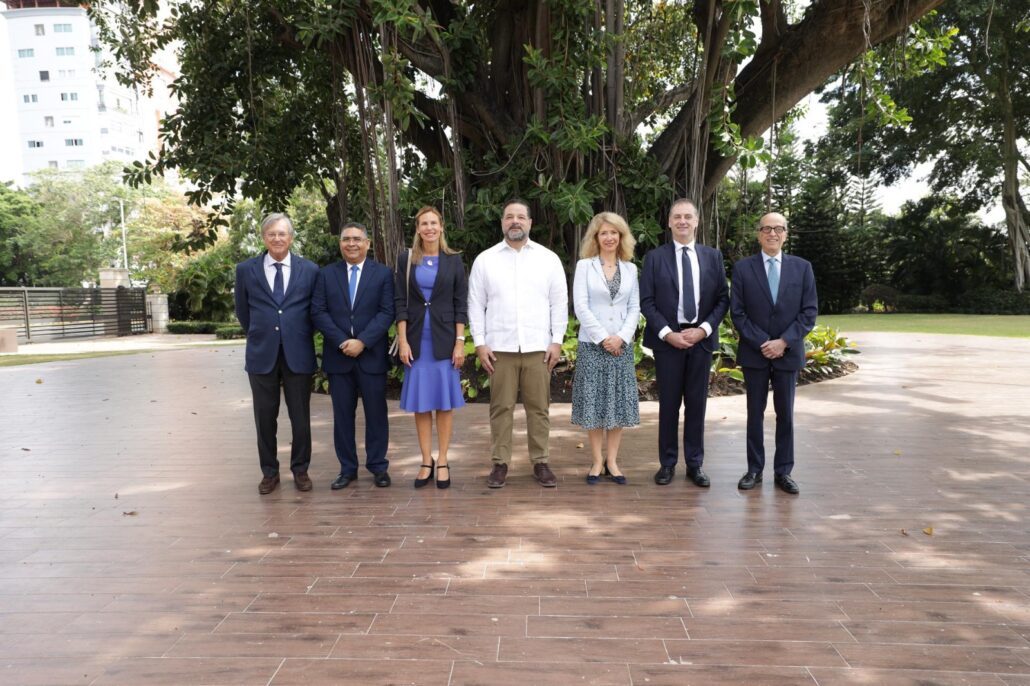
[311,222,395,489]
[234,213,319,495]
[731,212,818,495]
[640,198,730,487]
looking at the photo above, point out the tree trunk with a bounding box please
[998,66,1030,292]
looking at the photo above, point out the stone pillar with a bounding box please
[0,326,17,353]
[99,268,131,288]
[147,293,169,333]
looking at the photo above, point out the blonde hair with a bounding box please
[579,212,635,262]
[411,206,457,263]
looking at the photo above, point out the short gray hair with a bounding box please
[261,213,295,236]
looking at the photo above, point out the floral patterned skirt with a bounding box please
[571,341,640,430]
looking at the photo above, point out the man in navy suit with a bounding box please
[731,212,818,495]
[234,213,319,495]
[311,222,395,490]
[640,198,730,487]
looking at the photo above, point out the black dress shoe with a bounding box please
[373,471,391,488]
[774,473,800,494]
[687,467,710,488]
[330,473,358,490]
[414,463,434,489]
[654,465,675,485]
[737,472,762,490]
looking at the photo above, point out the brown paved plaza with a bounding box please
[1,331,1028,685]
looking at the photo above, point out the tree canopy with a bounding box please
[820,1,1030,290]
[91,0,943,268]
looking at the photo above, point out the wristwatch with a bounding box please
[456,336,466,342]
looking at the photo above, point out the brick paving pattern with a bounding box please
[1,332,1028,685]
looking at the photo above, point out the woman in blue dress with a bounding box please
[394,206,468,489]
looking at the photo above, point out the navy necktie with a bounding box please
[680,246,696,323]
[272,262,285,304]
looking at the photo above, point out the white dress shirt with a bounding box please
[467,239,569,352]
[263,252,292,293]
[658,240,712,340]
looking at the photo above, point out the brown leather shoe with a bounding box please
[258,475,280,494]
[486,463,508,488]
[294,472,313,491]
[533,463,557,488]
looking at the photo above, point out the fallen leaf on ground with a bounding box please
[122,511,138,516]
[900,529,909,536]
[576,443,584,449]
[922,526,934,536]
[35,378,43,384]
[893,450,902,455]
[20,448,30,452]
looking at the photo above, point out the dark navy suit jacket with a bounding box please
[234,252,318,375]
[640,242,730,353]
[311,259,395,375]
[730,252,818,371]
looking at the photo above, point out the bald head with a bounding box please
[757,212,788,257]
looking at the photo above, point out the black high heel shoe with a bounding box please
[414,463,434,489]
[436,465,450,489]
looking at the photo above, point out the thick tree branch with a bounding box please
[649,0,946,202]
[628,84,693,132]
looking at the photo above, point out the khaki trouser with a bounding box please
[489,351,551,465]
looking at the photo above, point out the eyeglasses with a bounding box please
[759,226,787,234]
[340,236,367,243]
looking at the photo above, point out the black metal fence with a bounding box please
[0,287,149,342]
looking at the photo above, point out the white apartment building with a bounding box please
[0,1,168,186]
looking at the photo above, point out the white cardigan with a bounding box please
[572,257,640,344]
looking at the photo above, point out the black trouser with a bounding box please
[743,365,798,476]
[654,340,712,469]
[248,348,312,477]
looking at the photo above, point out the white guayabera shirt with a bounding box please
[467,238,568,353]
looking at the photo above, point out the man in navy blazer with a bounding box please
[311,222,395,490]
[640,198,729,488]
[731,212,818,495]
[234,213,319,495]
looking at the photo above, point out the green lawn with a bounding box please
[819,314,1030,338]
[0,350,159,367]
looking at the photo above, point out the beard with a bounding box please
[505,226,526,242]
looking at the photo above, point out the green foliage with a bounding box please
[170,243,238,321]
[883,197,1010,298]
[167,320,224,334]
[0,184,44,286]
[802,326,859,375]
[214,324,246,339]
[312,331,330,393]
[860,284,900,312]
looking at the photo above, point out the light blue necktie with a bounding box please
[767,257,779,305]
[348,265,359,306]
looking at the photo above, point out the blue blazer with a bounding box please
[572,257,640,344]
[730,252,818,371]
[311,259,396,375]
[640,242,729,353]
[234,252,318,375]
